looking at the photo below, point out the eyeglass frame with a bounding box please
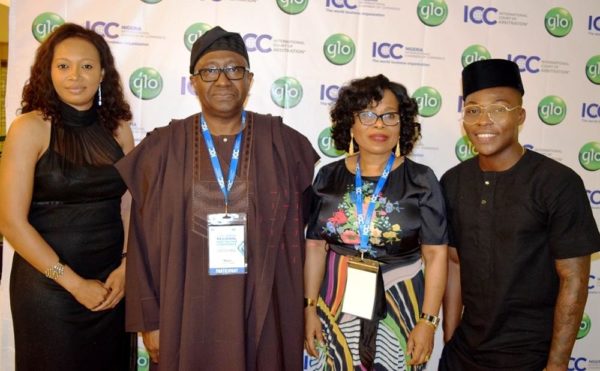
[461,103,522,125]
[192,65,251,82]
[355,111,401,127]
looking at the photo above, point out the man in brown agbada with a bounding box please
[116,26,319,370]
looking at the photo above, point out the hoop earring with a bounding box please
[348,131,355,156]
[97,84,102,106]
[395,138,401,157]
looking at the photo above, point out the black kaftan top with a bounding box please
[441,149,600,370]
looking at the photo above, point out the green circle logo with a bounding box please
[417,0,449,26]
[579,142,600,171]
[137,346,150,371]
[544,7,573,37]
[129,68,163,100]
[455,136,478,162]
[577,313,591,339]
[31,12,65,43]
[270,77,303,108]
[412,86,442,117]
[276,0,309,14]
[323,34,355,65]
[461,44,491,67]
[537,96,567,125]
[183,23,213,51]
[586,55,600,84]
[318,127,345,158]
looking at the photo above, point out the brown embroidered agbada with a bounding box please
[116,111,318,370]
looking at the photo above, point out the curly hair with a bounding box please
[20,23,131,133]
[330,74,420,156]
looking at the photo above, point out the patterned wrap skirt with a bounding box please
[305,249,426,371]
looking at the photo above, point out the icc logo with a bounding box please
[320,84,340,102]
[326,0,356,9]
[85,20,119,39]
[582,103,600,119]
[243,33,272,53]
[568,357,587,371]
[463,6,497,25]
[372,42,403,60]
[507,54,541,73]
[587,190,600,206]
[589,16,600,31]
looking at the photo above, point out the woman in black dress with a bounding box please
[0,23,134,370]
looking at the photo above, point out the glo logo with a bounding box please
[585,55,600,84]
[243,33,272,53]
[276,0,309,14]
[137,346,150,371]
[271,77,303,108]
[318,128,345,158]
[326,0,356,9]
[412,86,442,117]
[31,12,65,42]
[463,5,497,25]
[129,68,163,100]
[589,16,600,31]
[417,0,448,27]
[183,23,212,51]
[545,7,573,37]
[372,42,403,60]
[85,21,120,39]
[455,136,478,162]
[577,313,592,339]
[579,142,600,171]
[323,34,355,65]
[537,96,567,125]
[507,54,541,73]
[461,44,491,67]
[320,84,340,103]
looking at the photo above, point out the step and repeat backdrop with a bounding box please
[2,0,599,370]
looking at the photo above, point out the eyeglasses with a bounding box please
[356,111,401,126]
[192,66,250,82]
[462,104,522,125]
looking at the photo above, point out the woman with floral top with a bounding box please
[303,74,448,371]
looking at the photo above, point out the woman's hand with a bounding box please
[94,260,126,311]
[407,321,435,365]
[68,277,110,310]
[304,307,325,358]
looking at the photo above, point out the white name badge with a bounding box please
[341,257,379,320]
[207,213,247,275]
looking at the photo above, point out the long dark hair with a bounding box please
[331,74,420,156]
[20,22,131,132]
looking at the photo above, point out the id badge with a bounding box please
[341,256,379,320]
[207,213,247,275]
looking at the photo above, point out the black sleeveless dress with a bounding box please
[9,103,133,371]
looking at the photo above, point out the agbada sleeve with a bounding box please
[115,127,168,332]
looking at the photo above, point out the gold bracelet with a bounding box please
[44,261,65,280]
[419,312,441,329]
[304,297,317,307]
[418,318,438,330]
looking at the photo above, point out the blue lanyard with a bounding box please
[200,111,246,213]
[355,153,395,253]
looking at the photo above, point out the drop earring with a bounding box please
[395,138,401,157]
[348,131,355,156]
[98,83,102,106]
